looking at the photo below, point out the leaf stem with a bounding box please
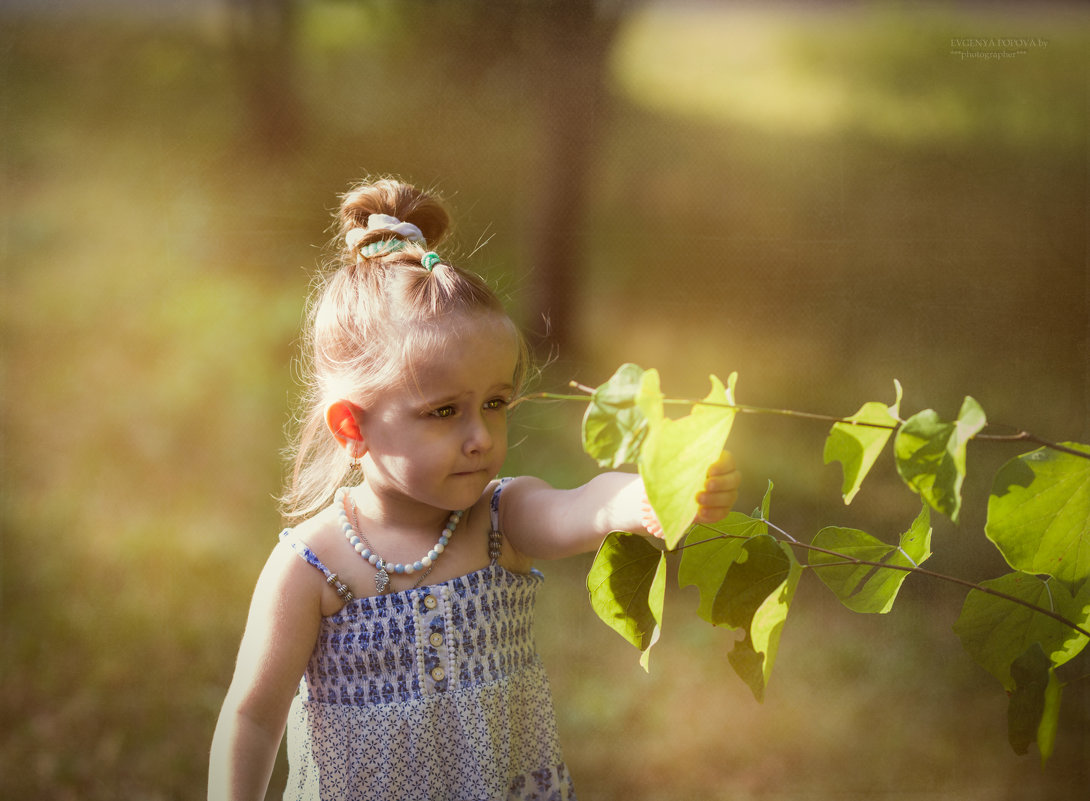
[762,516,799,543]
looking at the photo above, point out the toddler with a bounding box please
[208,178,740,800]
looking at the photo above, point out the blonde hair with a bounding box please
[280,178,529,519]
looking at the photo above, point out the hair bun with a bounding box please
[338,179,451,249]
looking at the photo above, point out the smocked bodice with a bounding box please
[301,564,543,707]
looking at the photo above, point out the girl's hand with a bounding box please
[642,451,741,539]
[694,450,742,524]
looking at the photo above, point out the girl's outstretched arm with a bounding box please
[501,452,740,559]
[208,542,324,801]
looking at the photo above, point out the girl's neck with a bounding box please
[343,485,453,534]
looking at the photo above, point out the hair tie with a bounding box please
[365,214,425,243]
[358,239,409,260]
[421,252,442,272]
[346,214,426,263]
[345,227,369,251]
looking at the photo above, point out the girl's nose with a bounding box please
[463,412,493,455]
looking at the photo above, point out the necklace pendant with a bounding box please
[374,567,390,593]
[338,490,464,596]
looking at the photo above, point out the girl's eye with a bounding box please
[431,406,456,419]
[484,398,510,411]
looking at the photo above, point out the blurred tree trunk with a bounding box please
[526,0,624,360]
[227,0,304,157]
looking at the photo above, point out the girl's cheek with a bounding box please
[493,423,510,453]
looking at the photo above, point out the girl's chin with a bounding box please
[446,470,492,502]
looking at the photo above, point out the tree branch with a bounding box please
[673,527,1090,640]
[515,385,1090,459]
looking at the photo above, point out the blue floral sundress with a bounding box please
[278,482,577,801]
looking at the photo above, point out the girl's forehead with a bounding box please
[402,313,519,394]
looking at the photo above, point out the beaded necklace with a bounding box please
[335,487,463,594]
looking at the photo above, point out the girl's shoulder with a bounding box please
[286,502,343,550]
[277,504,352,615]
[279,502,348,571]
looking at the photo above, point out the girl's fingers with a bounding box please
[706,451,738,478]
[701,472,742,495]
[696,487,740,508]
[693,493,740,523]
[695,452,741,522]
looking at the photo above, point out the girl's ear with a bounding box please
[325,400,365,452]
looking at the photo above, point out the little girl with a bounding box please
[208,178,740,801]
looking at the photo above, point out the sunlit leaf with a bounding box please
[758,479,773,522]
[635,367,665,422]
[679,511,768,626]
[744,545,801,698]
[986,443,1090,595]
[824,380,902,504]
[581,363,649,468]
[688,534,800,699]
[677,487,797,698]
[638,372,738,548]
[587,532,667,671]
[894,395,986,522]
[952,572,1088,691]
[1006,642,1052,756]
[809,504,932,614]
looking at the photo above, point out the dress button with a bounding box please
[430,667,445,681]
[429,632,444,647]
[423,595,438,609]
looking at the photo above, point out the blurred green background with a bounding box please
[2,1,1087,799]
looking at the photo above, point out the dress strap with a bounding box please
[488,477,514,565]
[278,530,355,604]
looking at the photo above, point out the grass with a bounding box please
[2,2,1088,799]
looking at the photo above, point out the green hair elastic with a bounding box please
[358,239,409,259]
[421,252,442,271]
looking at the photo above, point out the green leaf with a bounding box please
[586,532,667,671]
[952,572,1088,691]
[1057,578,1090,666]
[1007,642,1052,756]
[689,533,800,699]
[809,504,932,614]
[744,546,801,697]
[711,535,791,630]
[727,635,767,701]
[758,479,773,522]
[824,380,902,504]
[679,511,768,627]
[986,443,1090,595]
[638,371,738,548]
[894,395,986,522]
[581,363,649,468]
[1037,667,1063,765]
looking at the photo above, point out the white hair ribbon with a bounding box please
[345,228,370,251]
[365,213,425,243]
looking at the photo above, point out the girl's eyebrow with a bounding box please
[422,382,515,407]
